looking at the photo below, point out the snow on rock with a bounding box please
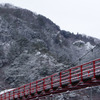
[0,4,100,100]
[73,40,95,50]
[56,94,64,100]
[3,42,11,56]
[40,54,48,58]
[73,40,85,47]
[85,42,95,50]
[69,92,77,98]
[35,51,41,56]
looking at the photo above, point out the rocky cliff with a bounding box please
[0,3,100,100]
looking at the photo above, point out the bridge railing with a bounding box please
[0,58,100,100]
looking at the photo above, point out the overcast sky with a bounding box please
[0,0,100,39]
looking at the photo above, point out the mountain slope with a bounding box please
[0,3,100,100]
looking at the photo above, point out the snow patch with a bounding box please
[73,40,95,50]
[73,40,85,45]
[73,40,85,48]
[35,51,41,56]
[85,42,95,50]
[69,92,76,98]
[41,54,48,58]
[0,89,14,95]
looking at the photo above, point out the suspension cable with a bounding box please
[70,42,100,67]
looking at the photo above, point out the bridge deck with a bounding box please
[0,58,100,100]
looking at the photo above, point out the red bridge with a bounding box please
[0,58,100,100]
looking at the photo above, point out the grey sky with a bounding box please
[0,0,100,39]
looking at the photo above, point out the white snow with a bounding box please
[0,89,14,95]
[73,40,85,45]
[35,51,41,55]
[73,40,95,50]
[59,39,62,43]
[41,54,48,58]
[57,31,60,34]
[85,42,95,50]
[69,92,76,97]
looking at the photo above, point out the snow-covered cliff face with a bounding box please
[0,3,100,100]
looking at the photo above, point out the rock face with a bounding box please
[0,3,100,100]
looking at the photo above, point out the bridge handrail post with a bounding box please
[69,69,72,84]
[30,83,32,95]
[24,85,25,96]
[13,90,15,100]
[0,95,2,100]
[81,65,83,81]
[18,87,20,98]
[93,61,96,79]
[36,81,38,93]
[51,75,53,89]
[9,91,10,100]
[43,78,45,91]
[4,93,6,100]
[59,72,62,87]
